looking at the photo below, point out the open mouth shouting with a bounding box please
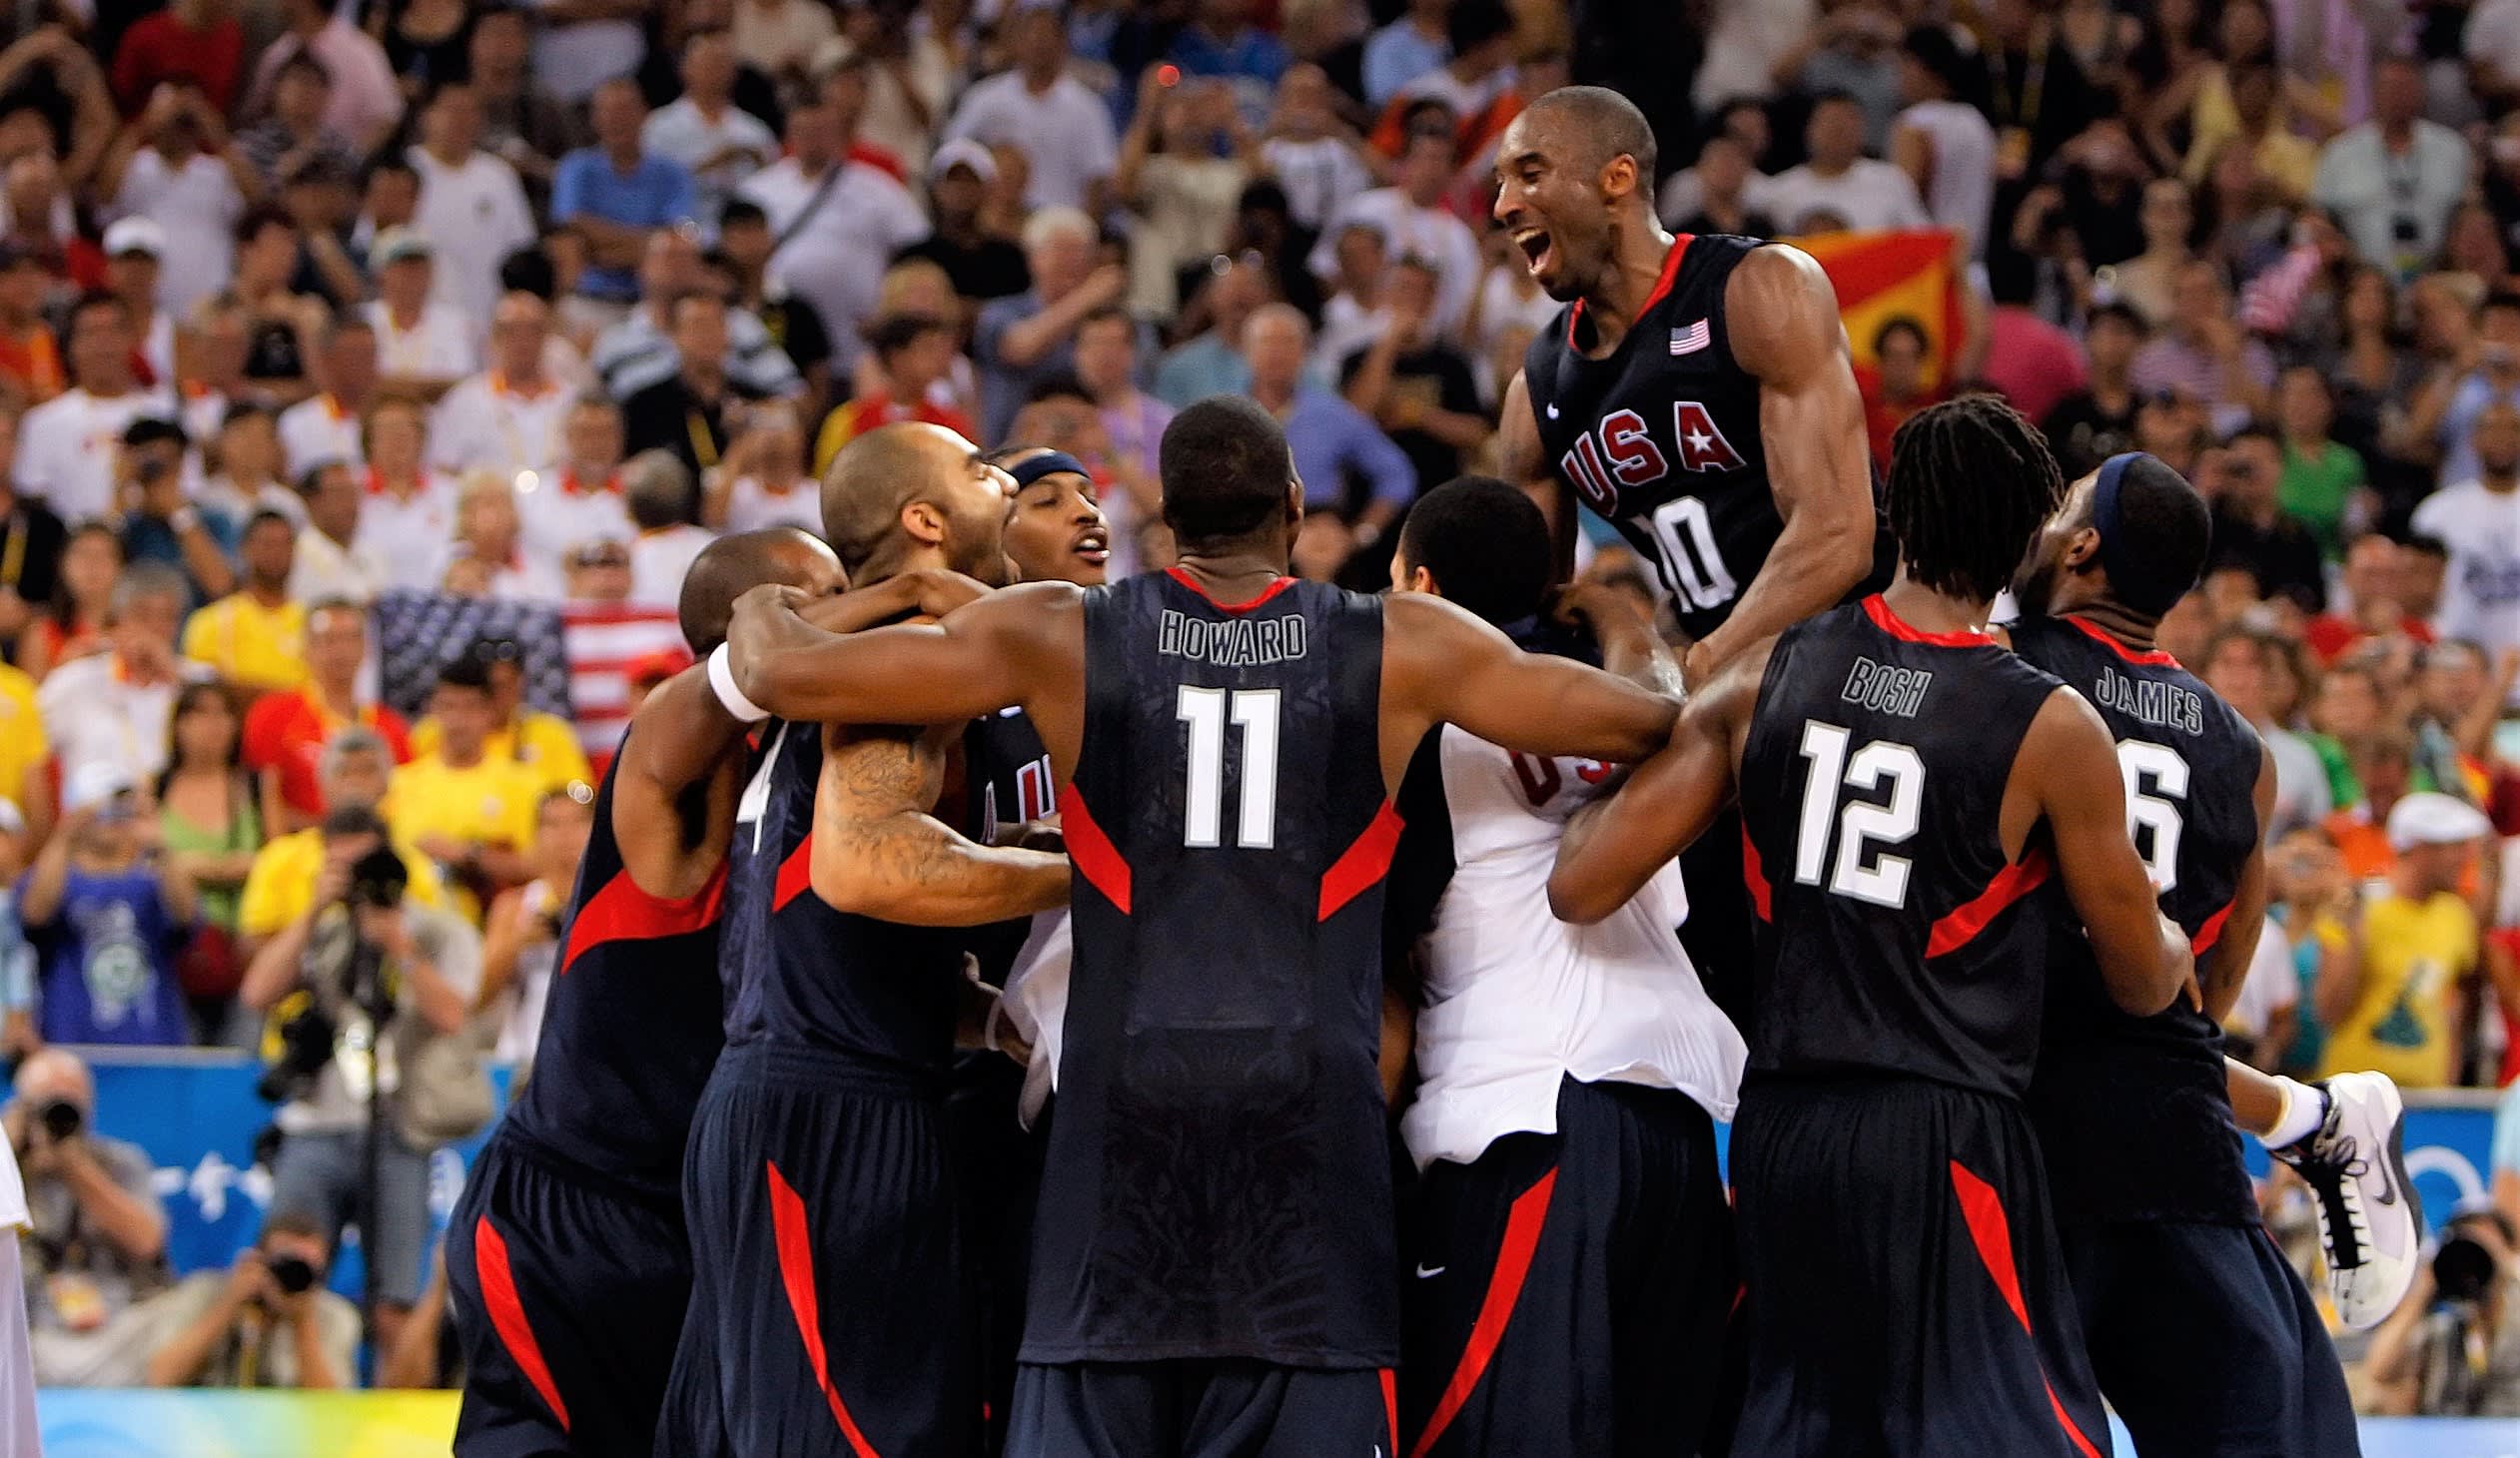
[1073,522,1111,568]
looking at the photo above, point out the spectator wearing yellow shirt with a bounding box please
[0,656,48,847]
[2318,793,2490,1089]
[408,637,589,797]
[237,727,445,949]
[390,658,540,922]
[179,513,308,696]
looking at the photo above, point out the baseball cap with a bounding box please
[2385,792,2493,853]
[102,217,165,260]
[374,227,432,266]
[930,138,998,185]
[63,762,137,815]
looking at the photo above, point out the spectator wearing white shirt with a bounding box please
[36,562,202,791]
[99,222,176,390]
[197,403,305,530]
[276,315,377,477]
[622,451,714,609]
[1891,26,1996,261]
[642,30,778,241]
[1258,63,1375,234]
[704,403,819,533]
[443,472,565,601]
[408,85,538,334]
[590,231,803,401]
[733,0,837,84]
[353,398,460,595]
[2411,401,2520,666]
[245,0,405,156]
[365,231,476,402]
[432,293,575,481]
[1306,129,1482,338]
[288,460,390,604]
[1762,90,1930,235]
[940,6,1120,214]
[735,100,928,379]
[2313,56,2472,279]
[98,84,251,320]
[516,395,633,571]
[16,295,177,525]
[525,0,648,106]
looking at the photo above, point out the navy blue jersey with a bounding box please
[1027,568,1397,1368]
[1523,234,1890,640]
[961,707,1056,984]
[500,741,726,1208]
[2014,614,2266,1226]
[1738,597,2065,1098]
[717,716,968,1082]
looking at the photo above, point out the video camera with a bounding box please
[254,845,412,1105]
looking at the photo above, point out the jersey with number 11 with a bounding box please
[1028,566,1400,1370]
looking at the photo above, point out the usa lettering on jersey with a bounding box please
[1556,402,1747,511]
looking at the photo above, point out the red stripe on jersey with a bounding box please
[2064,612,2180,668]
[1319,801,1405,921]
[1741,823,1771,920]
[473,1216,570,1433]
[774,832,815,912]
[1950,1160,2105,1458]
[1165,566,1298,614]
[1565,234,1693,350]
[1408,1166,1558,1458]
[1059,785,1132,914]
[559,862,728,974]
[1925,848,2052,959]
[1864,593,1995,648]
[2190,897,2234,956]
[767,1160,884,1457]
[1379,1368,1397,1454]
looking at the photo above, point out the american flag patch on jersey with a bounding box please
[1670,320,1712,356]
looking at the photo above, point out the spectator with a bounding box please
[113,416,234,604]
[17,523,119,685]
[17,294,175,525]
[276,313,377,476]
[1773,2,1904,151]
[234,56,361,204]
[2414,400,2520,667]
[551,80,699,321]
[643,30,777,238]
[2314,56,2470,280]
[1860,316,1944,475]
[465,8,579,207]
[623,452,713,609]
[1383,0,1516,130]
[892,141,1029,320]
[1891,24,1995,262]
[1244,303,1412,547]
[1762,90,1929,236]
[715,202,835,418]
[274,151,364,315]
[0,150,102,300]
[110,0,245,119]
[735,99,927,381]
[732,0,836,85]
[238,808,479,1356]
[443,471,565,601]
[976,207,1130,445]
[8,1050,169,1386]
[815,313,977,467]
[2364,1205,2520,1417]
[237,730,445,947]
[98,222,176,392]
[98,87,249,324]
[940,6,1119,215]
[515,395,633,572]
[2420,292,2520,493]
[1307,128,1480,338]
[412,638,592,800]
[215,209,319,406]
[0,405,63,648]
[561,536,634,603]
[2267,365,2366,562]
[405,83,537,336]
[1165,0,1290,117]
[2318,789,2484,1088]
[1665,134,1779,240]
[2206,427,2326,613]
[392,656,542,914]
[353,398,458,595]
[287,460,389,606]
[2309,534,2437,667]
[153,680,261,1043]
[525,0,649,108]
[1119,76,1255,322]
[0,249,63,404]
[1077,305,1171,487]
[20,759,196,1047]
[180,512,305,694]
[244,0,402,157]
[1339,256,1483,497]
[1152,255,1267,408]
[1363,0,1450,111]
[590,230,801,402]
[38,562,198,791]
[2106,178,2197,333]
[242,598,410,836]
[430,292,573,481]
[821,17,954,181]
[141,1209,357,1389]
[2198,626,2332,841]
[622,294,765,483]
[1260,63,1376,237]
[363,233,473,404]
[706,403,818,534]
[480,784,594,1070]
[2130,262,2275,434]
[2194,61,2317,205]
[2040,305,2145,479]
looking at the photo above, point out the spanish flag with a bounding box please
[1793,229,1968,393]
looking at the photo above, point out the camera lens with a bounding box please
[268,1254,317,1295]
[2435,1233,2496,1303]
[37,1099,80,1142]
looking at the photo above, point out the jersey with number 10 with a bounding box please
[1027,567,1398,1369]
[1738,596,2065,1097]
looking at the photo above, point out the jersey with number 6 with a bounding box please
[1738,596,2065,1097]
[2011,614,2265,1227]
[1028,567,1397,1369]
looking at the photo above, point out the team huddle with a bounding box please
[437,87,2425,1458]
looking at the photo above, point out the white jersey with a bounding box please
[1396,725,1745,1171]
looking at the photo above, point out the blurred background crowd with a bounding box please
[0,0,2505,1416]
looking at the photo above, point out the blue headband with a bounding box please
[2089,452,2192,616]
[1008,451,1092,490]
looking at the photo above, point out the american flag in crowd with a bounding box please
[1670,319,1712,356]
[372,591,682,758]
[560,603,685,756]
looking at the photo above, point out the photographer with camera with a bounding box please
[5,1049,171,1387]
[239,803,483,1358]
[2366,1201,2520,1416]
[111,416,235,605]
[140,1210,357,1389]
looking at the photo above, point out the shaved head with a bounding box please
[678,527,843,653]
[1516,86,1657,199]
[820,421,1015,585]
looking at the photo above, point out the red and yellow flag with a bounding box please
[1792,228,1967,393]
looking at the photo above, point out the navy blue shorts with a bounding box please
[655,1046,977,1458]
[1007,1358,1394,1458]
[445,1135,690,1458]
[1732,1078,2108,1458]
[2064,1219,2358,1458]
[947,1052,1047,1454]
[1400,1077,1738,1458]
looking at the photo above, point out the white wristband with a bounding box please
[707,643,770,724]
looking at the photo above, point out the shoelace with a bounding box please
[2288,1130,2372,1270]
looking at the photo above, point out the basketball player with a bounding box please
[1550,397,2191,1457]
[1492,84,1886,1025]
[722,397,1683,1457]
[444,527,844,1458]
[657,424,1071,1458]
[2010,451,2376,1455]
[1383,476,1747,1457]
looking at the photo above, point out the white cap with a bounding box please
[2385,791,2493,853]
[62,761,137,815]
[930,138,998,185]
[102,217,165,260]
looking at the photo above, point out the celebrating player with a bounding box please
[1550,397,2190,1457]
[724,396,1683,1457]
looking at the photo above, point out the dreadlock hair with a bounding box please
[1884,395,2065,604]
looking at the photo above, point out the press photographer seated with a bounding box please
[5,1050,169,1387]
[140,1211,357,1390]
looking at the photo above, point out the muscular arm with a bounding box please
[809,726,1070,927]
[609,666,752,902]
[729,580,1078,737]
[1548,641,1764,925]
[2196,744,2280,1024]
[1496,370,1576,581]
[1698,245,1878,676]
[2026,691,2192,1016]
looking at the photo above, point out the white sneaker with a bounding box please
[2271,1071,2423,1329]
